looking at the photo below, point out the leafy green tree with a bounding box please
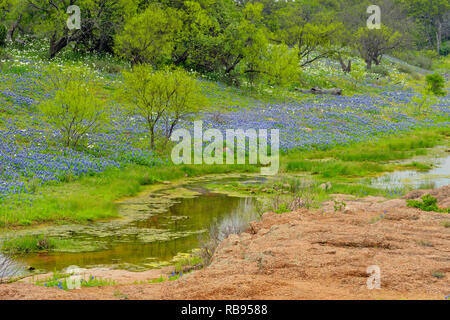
[401,0,450,54]
[39,80,105,148]
[120,65,205,149]
[355,26,402,69]
[0,0,28,42]
[259,44,300,87]
[171,0,217,65]
[16,0,136,57]
[114,3,181,65]
[274,0,343,66]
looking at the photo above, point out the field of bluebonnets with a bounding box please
[0,47,449,208]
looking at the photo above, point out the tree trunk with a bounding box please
[6,13,22,42]
[436,20,442,54]
[296,87,343,96]
[174,49,189,65]
[149,125,155,149]
[337,54,351,73]
[50,34,69,59]
[225,55,242,74]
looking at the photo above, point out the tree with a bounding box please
[171,0,217,66]
[119,65,205,149]
[274,0,343,66]
[355,26,402,69]
[401,0,450,54]
[160,69,207,144]
[39,79,105,148]
[14,0,136,58]
[114,3,181,65]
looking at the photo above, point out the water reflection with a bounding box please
[0,253,24,279]
[371,156,450,189]
[18,191,257,272]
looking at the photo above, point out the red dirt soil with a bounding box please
[0,187,449,300]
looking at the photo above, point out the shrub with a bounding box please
[39,79,106,148]
[0,24,7,47]
[369,65,390,77]
[440,41,450,56]
[425,73,446,96]
[407,194,449,213]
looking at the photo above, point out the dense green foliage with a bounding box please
[0,0,448,79]
[426,73,446,96]
[0,23,6,46]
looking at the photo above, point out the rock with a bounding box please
[296,87,343,95]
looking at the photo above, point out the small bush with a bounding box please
[407,194,449,213]
[0,24,7,47]
[432,271,445,279]
[440,41,450,56]
[425,73,446,96]
[369,65,390,77]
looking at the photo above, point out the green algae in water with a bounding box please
[12,186,258,273]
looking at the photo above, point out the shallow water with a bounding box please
[11,185,257,274]
[371,155,450,189]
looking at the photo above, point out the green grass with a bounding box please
[287,127,448,162]
[0,235,77,253]
[285,159,386,178]
[283,127,448,178]
[174,255,203,273]
[0,163,258,227]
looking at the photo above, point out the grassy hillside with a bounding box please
[0,44,449,227]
